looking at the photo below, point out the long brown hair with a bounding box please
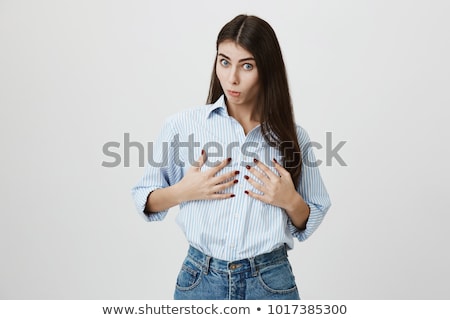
[207,14,302,188]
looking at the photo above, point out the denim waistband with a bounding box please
[187,245,288,276]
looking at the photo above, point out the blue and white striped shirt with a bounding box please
[131,96,331,261]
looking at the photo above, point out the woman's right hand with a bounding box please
[177,151,239,202]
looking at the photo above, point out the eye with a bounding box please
[220,59,230,67]
[243,63,253,71]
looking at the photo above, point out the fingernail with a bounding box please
[246,165,251,170]
[244,190,249,195]
[244,175,249,180]
[230,194,235,198]
[233,179,238,184]
[253,158,258,163]
[201,149,205,155]
[273,158,278,163]
[227,157,232,162]
[235,170,240,174]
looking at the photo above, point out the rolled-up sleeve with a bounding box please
[288,126,331,241]
[131,117,183,222]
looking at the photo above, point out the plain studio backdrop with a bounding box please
[1,0,449,300]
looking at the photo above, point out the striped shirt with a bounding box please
[131,95,331,261]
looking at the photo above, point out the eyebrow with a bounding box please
[218,53,255,63]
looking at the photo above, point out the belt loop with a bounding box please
[203,255,211,274]
[249,257,258,277]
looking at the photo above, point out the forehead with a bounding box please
[217,40,254,60]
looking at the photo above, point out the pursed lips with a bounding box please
[227,90,241,97]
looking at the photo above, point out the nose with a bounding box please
[227,67,239,85]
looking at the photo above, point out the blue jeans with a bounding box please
[174,245,300,300]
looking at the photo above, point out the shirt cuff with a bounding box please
[131,187,168,222]
[288,203,328,241]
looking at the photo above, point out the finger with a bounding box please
[245,167,268,186]
[272,158,289,177]
[254,158,279,180]
[209,193,236,200]
[212,178,238,192]
[209,157,232,175]
[244,175,265,193]
[244,189,266,202]
[211,169,240,185]
[192,150,206,169]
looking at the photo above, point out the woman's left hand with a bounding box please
[244,158,298,210]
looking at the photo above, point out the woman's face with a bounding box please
[216,40,260,108]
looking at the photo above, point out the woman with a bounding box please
[132,14,331,300]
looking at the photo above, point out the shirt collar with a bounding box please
[206,95,228,119]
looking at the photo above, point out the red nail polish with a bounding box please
[253,158,258,163]
[244,175,249,180]
[246,165,251,170]
[244,190,249,194]
[233,179,238,184]
[230,194,235,198]
[235,170,240,174]
[227,157,232,162]
[273,158,278,163]
[201,149,205,155]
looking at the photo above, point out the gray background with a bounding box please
[1,0,449,299]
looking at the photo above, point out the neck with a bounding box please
[226,100,261,134]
